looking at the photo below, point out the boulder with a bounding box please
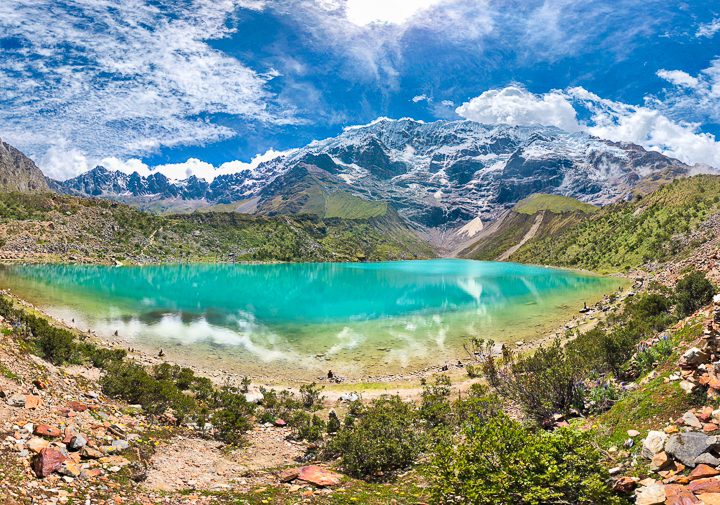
[635,482,666,505]
[32,447,67,478]
[682,348,710,368]
[665,433,716,467]
[297,466,342,487]
[6,394,25,407]
[642,431,668,459]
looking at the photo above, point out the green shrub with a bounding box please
[428,413,625,505]
[488,340,586,423]
[211,389,255,445]
[299,382,324,410]
[100,361,196,421]
[288,411,326,442]
[419,375,453,428]
[327,396,423,480]
[675,270,715,317]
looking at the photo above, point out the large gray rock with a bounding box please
[641,431,668,459]
[665,432,717,467]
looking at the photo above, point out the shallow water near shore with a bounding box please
[0,260,624,379]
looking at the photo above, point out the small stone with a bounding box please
[34,424,61,438]
[680,381,697,394]
[689,464,720,480]
[279,468,300,483]
[6,394,25,407]
[24,395,42,409]
[682,411,703,429]
[642,431,669,459]
[273,419,287,427]
[635,482,666,505]
[695,453,720,466]
[27,437,50,454]
[651,451,672,471]
[705,423,720,433]
[612,476,637,493]
[68,434,87,451]
[80,446,103,459]
[111,440,129,451]
[628,430,641,438]
[59,461,81,478]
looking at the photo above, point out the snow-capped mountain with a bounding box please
[54,118,691,228]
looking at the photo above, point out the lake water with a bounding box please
[0,260,624,379]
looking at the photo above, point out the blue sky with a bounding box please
[1,0,719,180]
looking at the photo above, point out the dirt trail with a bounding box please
[497,211,544,261]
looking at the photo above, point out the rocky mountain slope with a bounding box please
[458,193,598,261]
[54,119,693,230]
[0,138,48,192]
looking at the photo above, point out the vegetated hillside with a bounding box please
[510,175,720,272]
[0,192,435,264]
[459,193,596,261]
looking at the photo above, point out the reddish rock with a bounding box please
[67,401,88,412]
[612,476,638,493]
[705,423,720,433]
[689,464,720,481]
[32,379,48,390]
[34,424,61,438]
[698,493,720,505]
[24,395,42,409]
[665,484,701,504]
[297,466,342,487]
[699,406,715,422]
[279,467,300,483]
[32,447,67,477]
[688,477,720,494]
[273,419,287,427]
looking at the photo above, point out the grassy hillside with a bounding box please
[513,193,598,215]
[459,194,594,261]
[511,175,720,272]
[0,192,435,264]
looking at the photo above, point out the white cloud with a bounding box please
[0,0,291,179]
[697,18,720,38]
[657,70,700,89]
[412,94,430,103]
[345,0,446,26]
[455,86,581,132]
[100,149,290,183]
[455,85,720,169]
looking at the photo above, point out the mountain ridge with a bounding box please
[51,119,697,230]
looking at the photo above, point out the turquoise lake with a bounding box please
[0,260,624,379]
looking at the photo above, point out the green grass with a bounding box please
[513,194,598,215]
[511,175,720,272]
[323,191,388,220]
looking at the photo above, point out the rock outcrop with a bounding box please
[0,138,49,192]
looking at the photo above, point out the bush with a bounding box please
[100,361,196,421]
[428,413,625,505]
[675,270,715,318]
[211,389,255,445]
[419,375,453,428]
[487,340,586,423]
[288,411,326,442]
[299,382,324,410]
[327,396,422,480]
